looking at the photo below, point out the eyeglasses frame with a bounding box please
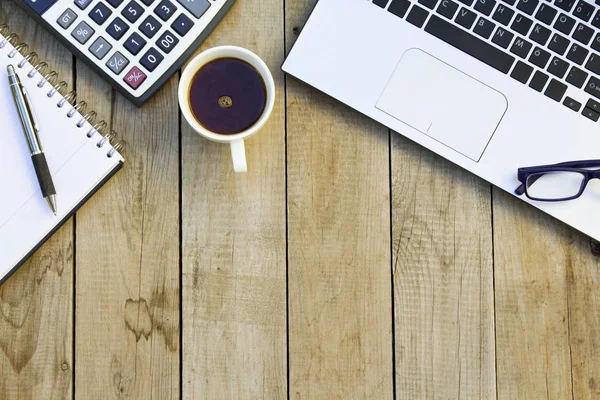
[515,160,600,202]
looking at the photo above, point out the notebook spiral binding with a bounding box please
[0,23,126,158]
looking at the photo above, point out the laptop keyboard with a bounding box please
[372,0,600,121]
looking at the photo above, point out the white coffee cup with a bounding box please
[179,46,275,173]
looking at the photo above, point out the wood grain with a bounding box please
[0,4,73,399]
[391,137,495,399]
[494,189,600,399]
[74,53,180,398]
[285,2,394,398]
[181,0,287,398]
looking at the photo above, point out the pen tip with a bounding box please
[46,195,58,216]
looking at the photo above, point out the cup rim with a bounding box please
[178,45,275,143]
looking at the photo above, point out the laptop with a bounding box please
[282,0,600,240]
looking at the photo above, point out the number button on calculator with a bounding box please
[106,51,130,74]
[155,0,178,21]
[107,0,125,7]
[74,0,94,10]
[122,1,144,23]
[172,14,194,36]
[106,17,130,40]
[140,15,162,38]
[156,31,179,53]
[90,3,112,25]
[89,36,112,59]
[140,48,164,71]
[57,9,78,29]
[175,0,210,19]
[71,21,95,44]
[124,32,147,55]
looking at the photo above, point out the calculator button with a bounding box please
[89,3,112,25]
[140,47,164,71]
[171,13,194,36]
[71,21,95,44]
[122,1,144,23]
[175,0,210,18]
[57,9,78,29]
[106,51,130,74]
[89,36,112,59]
[141,0,155,4]
[124,32,147,55]
[156,30,179,53]
[23,0,59,15]
[140,15,162,38]
[124,66,147,89]
[106,17,130,40]
[107,0,125,7]
[74,0,94,10]
[155,0,178,21]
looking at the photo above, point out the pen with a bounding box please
[7,65,57,216]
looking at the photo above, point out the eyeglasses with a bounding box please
[515,160,600,202]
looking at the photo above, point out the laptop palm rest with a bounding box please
[376,48,508,162]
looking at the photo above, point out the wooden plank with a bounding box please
[181,0,287,398]
[494,190,600,399]
[73,51,180,397]
[285,2,394,398]
[0,4,74,399]
[391,137,495,398]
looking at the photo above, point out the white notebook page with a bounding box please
[0,33,124,278]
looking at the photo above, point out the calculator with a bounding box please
[16,0,235,106]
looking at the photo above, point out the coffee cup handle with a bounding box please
[230,140,247,173]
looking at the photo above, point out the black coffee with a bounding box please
[189,57,267,135]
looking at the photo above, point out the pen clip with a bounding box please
[21,86,41,134]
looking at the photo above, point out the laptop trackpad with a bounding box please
[376,48,508,162]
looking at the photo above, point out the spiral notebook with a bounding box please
[0,24,125,284]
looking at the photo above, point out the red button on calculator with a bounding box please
[123,66,147,89]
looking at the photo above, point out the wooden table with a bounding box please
[1,0,599,398]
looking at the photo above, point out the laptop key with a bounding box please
[554,13,576,34]
[389,0,412,16]
[563,96,582,111]
[548,33,570,54]
[567,43,589,64]
[419,0,439,10]
[530,23,551,44]
[535,4,557,25]
[456,7,478,28]
[592,33,600,51]
[493,4,515,25]
[510,60,534,82]
[585,53,600,74]
[510,37,533,57]
[573,23,594,44]
[582,107,600,121]
[437,0,459,19]
[516,0,539,15]
[373,0,390,7]
[493,27,514,48]
[586,98,600,112]
[474,16,497,38]
[572,0,594,22]
[584,76,600,99]
[544,78,567,101]
[512,14,533,35]
[425,15,515,73]
[458,0,474,5]
[529,70,549,91]
[592,10,600,29]
[529,46,551,67]
[555,0,576,12]
[474,0,496,16]
[566,66,588,87]
[502,0,516,4]
[547,56,569,77]
[407,5,430,27]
